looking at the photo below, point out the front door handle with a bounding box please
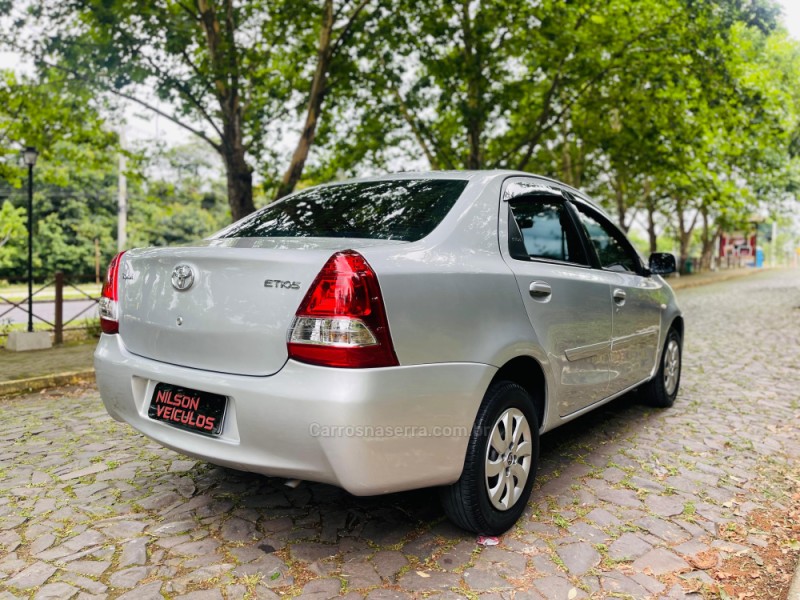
[529,281,552,300]
[613,288,627,306]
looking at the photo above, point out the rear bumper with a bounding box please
[94,334,495,495]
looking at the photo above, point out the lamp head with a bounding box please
[22,147,38,166]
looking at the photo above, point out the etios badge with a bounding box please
[172,265,194,291]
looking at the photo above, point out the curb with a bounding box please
[789,556,800,600]
[0,369,95,398]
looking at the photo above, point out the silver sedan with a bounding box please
[95,171,682,534]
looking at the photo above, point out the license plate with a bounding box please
[148,383,227,437]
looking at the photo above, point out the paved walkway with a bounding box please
[0,269,798,599]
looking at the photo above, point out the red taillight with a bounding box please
[99,251,126,334]
[287,250,398,368]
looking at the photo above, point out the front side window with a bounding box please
[508,197,587,265]
[574,206,641,273]
[214,179,468,242]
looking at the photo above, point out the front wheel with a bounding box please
[440,381,539,535]
[640,328,682,408]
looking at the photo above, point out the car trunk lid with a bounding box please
[117,238,401,376]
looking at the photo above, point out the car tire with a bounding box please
[640,328,682,408]
[440,380,540,535]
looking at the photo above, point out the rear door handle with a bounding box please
[613,288,627,306]
[529,281,552,300]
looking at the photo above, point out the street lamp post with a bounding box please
[22,147,38,333]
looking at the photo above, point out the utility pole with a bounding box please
[95,238,101,284]
[118,129,127,252]
[771,221,777,267]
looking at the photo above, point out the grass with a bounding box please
[0,281,101,302]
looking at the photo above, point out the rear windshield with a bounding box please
[214,179,468,242]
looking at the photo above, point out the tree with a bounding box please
[527,1,800,271]
[0,200,24,248]
[127,142,230,248]
[5,0,382,220]
[328,0,696,175]
[0,69,120,280]
[0,70,233,281]
[0,199,25,281]
[0,70,116,184]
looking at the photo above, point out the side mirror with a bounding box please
[649,252,676,275]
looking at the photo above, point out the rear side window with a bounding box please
[574,206,641,273]
[508,198,587,265]
[214,179,468,242]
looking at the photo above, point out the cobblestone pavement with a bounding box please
[1,269,799,600]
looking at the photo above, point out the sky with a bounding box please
[780,0,800,38]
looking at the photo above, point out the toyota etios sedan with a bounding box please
[95,171,682,535]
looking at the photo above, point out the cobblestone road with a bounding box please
[1,269,799,600]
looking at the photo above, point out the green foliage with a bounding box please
[7,0,385,217]
[127,145,229,249]
[0,199,26,273]
[0,135,228,281]
[0,70,116,184]
[0,200,25,247]
[0,69,120,280]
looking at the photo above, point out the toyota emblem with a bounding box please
[171,264,194,291]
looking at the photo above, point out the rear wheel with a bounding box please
[640,328,682,408]
[440,381,539,535]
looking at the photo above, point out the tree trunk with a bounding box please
[559,120,580,187]
[645,198,658,253]
[275,0,334,200]
[647,214,658,253]
[561,138,573,186]
[643,181,657,253]
[460,0,483,169]
[675,198,698,275]
[197,0,255,221]
[678,235,690,275]
[223,145,255,222]
[698,207,720,272]
[613,174,629,232]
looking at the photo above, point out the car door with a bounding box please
[571,200,663,393]
[499,179,613,417]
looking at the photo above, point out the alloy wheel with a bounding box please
[485,408,533,511]
[663,338,681,396]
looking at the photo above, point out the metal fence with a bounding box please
[0,272,100,343]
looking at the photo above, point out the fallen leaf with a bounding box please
[713,571,732,580]
[416,571,430,578]
[688,550,718,570]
